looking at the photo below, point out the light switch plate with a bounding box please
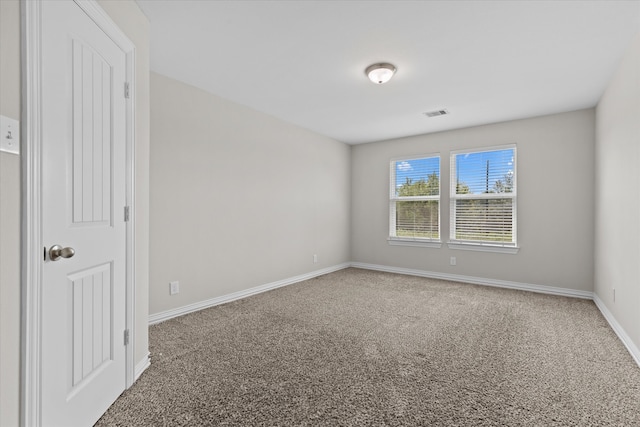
[0,115,20,155]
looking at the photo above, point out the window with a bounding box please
[450,145,517,252]
[389,155,440,246]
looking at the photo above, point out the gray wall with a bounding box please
[0,2,150,425]
[595,34,640,352]
[149,73,351,316]
[351,109,596,291]
[1,0,636,423]
[0,2,21,425]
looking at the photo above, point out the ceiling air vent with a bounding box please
[423,109,449,118]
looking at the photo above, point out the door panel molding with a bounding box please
[21,1,136,425]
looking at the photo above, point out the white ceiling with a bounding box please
[136,0,640,145]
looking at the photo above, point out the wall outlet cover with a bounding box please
[170,281,180,295]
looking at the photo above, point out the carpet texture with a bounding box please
[95,268,640,426]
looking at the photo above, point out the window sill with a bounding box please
[388,238,442,248]
[447,241,519,254]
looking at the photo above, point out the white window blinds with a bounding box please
[450,146,516,247]
[390,156,440,241]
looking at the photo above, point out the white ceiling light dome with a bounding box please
[365,63,397,84]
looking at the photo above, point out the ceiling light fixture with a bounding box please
[365,63,397,84]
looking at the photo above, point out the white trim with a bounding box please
[593,294,640,367]
[447,242,519,254]
[134,352,151,381]
[149,263,351,325]
[21,1,136,425]
[390,152,441,163]
[350,262,639,368]
[144,260,640,370]
[449,143,518,157]
[350,262,593,299]
[390,195,439,202]
[73,0,135,51]
[21,2,44,425]
[122,37,136,393]
[388,238,442,248]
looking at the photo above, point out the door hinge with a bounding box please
[124,329,130,346]
[124,82,130,99]
[124,206,130,222]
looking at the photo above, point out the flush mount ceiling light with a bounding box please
[365,63,397,84]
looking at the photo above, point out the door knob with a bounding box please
[49,245,75,261]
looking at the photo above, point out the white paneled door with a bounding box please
[40,1,128,425]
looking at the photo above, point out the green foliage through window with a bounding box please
[391,156,440,241]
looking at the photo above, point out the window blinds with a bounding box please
[450,146,516,246]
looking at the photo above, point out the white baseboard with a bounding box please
[148,263,351,325]
[146,260,639,370]
[352,262,640,368]
[593,294,640,367]
[134,352,151,381]
[350,262,594,299]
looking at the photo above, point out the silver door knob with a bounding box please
[49,245,75,261]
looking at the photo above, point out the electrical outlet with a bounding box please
[170,281,180,295]
[313,254,318,263]
[450,257,456,266]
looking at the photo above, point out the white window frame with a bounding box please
[389,154,442,248]
[448,144,518,254]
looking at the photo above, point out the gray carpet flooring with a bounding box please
[95,268,640,426]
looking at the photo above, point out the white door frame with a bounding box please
[21,1,136,425]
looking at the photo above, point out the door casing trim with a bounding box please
[21,1,136,425]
